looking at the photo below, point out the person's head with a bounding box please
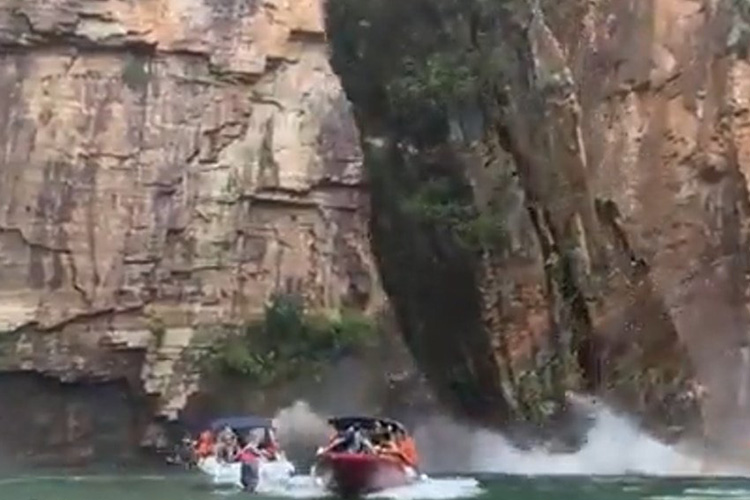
[249,428,264,445]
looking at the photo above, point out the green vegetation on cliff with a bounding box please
[206,294,376,386]
[328,0,514,252]
[327,0,526,426]
[328,0,508,140]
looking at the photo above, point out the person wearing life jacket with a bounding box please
[374,430,400,458]
[321,425,374,454]
[215,425,239,463]
[194,430,214,460]
[258,426,280,460]
[396,429,420,470]
[317,429,338,456]
[322,426,355,453]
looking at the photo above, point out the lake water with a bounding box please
[5,399,750,500]
[3,470,750,500]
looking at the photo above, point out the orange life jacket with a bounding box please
[399,436,419,467]
[194,431,214,458]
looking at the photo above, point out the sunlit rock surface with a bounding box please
[0,0,377,462]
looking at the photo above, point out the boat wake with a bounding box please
[256,474,483,499]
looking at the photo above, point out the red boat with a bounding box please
[313,416,420,497]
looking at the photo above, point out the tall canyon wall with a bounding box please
[326,0,750,454]
[0,0,377,463]
[6,0,750,465]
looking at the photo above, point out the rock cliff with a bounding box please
[7,0,750,465]
[326,0,750,452]
[0,0,378,462]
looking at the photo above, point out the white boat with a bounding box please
[189,415,296,489]
[197,454,296,487]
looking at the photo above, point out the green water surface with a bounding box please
[1,470,749,500]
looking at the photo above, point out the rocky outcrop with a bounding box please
[326,0,750,451]
[0,0,378,461]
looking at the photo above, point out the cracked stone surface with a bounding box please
[327,0,750,455]
[0,0,378,443]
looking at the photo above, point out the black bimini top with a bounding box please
[327,416,407,433]
[209,416,273,433]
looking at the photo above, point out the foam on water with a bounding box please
[365,476,484,500]
[411,397,750,477]
[682,488,750,496]
[256,474,484,500]
[649,494,750,500]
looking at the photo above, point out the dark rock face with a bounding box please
[0,372,147,465]
[325,0,750,451]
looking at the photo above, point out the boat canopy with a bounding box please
[327,416,407,434]
[208,416,274,433]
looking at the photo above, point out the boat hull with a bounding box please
[313,452,416,496]
[197,455,295,489]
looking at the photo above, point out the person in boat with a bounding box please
[167,433,196,467]
[238,429,263,458]
[215,425,239,463]
[323,425,374,454]
[237,429,264,492]
[347,426,375,453]
[374,428,400,457]
[394,427,420,471]
[323,426,356,453]
[257,426,280,460]
[370,421,386,446]
[358,427,376,453]
[194,430,215,459]
[371,424,420,470]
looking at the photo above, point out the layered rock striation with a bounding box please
[0,0,377,461]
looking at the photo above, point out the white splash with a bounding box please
[365,477,484,500]
[257,474,483,500]
[261,395,750,500]
[412,397,747,477]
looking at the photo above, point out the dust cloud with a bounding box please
[271,396,750,477]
